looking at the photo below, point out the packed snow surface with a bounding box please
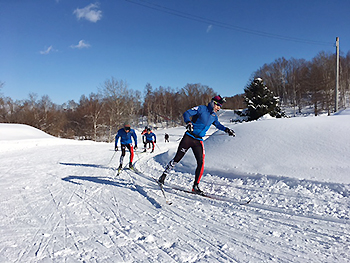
[1,110,349,262]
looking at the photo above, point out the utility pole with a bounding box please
[335,37,339,112]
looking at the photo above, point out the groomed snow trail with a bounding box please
[0,141,348,262]
[1,114,350,262]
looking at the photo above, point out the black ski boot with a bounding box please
[192,184,204,195]
[118,164,123,170]
[129,162,134,169]
[158,173,166,185]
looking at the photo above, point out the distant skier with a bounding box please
[141,126,149,136]
[115,122,138,169]
[158,95,235,195]
[143,128,156,153]
[141,126,152,150]
[164,133,169,143]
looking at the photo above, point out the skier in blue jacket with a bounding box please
[142,128,157,153]
[115,122,138,169]
[158,95,235,195]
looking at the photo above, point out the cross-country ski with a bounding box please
[168,185,252,205]
[152,177,172,205]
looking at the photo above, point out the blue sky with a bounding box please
[1,0,349,104]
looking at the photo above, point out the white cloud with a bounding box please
[73,3,102,23]
[207,25,213,33]
[70,40,91,49]
[40,46,55,55]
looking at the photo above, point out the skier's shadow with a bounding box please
[61,172,162,209]
[62,174,126,187]
[59,162,110,170]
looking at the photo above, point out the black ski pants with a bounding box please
[120,143,134,164]
[172,133,205,185]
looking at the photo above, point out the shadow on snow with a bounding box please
[59,162,111,170]
[60,163,162,209]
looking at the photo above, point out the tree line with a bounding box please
[252,51,350,116]
[0,79,220,142]
[1,50,349,141]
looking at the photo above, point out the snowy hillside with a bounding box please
[1,110,349,262]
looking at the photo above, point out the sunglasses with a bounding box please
[213,100,222,107]
[124,126,131,131]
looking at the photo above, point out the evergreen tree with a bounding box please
[244,78,285,121]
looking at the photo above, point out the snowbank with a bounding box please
[205,114,350,184]
[0,123,54,140]
[0,123,99,152]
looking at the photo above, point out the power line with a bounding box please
[125,0,334,46]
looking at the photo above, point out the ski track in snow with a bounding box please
[1,115,350,262]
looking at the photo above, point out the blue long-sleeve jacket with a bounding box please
[143,132,156,142]
[115,128,137,148]
[183,102,226,140]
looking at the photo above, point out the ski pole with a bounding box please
[106,150,117,166]
[135,149,141,162]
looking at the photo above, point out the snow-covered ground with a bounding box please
[1,110,349,262]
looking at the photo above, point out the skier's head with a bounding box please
[211,95,226,112]
[147,128,151,133]
[212,95,226,107]
[124,122,131,131]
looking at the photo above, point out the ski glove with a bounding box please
[225,128,235,137]
[134,145,138,150]
[115,146,118,151]
[186,122,193,133]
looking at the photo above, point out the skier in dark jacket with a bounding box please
[115,122,138,169]
[164,133,169,142]
[143,128,157,153]
[158,95,235,194]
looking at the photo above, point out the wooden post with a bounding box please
[335,37,339,112]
